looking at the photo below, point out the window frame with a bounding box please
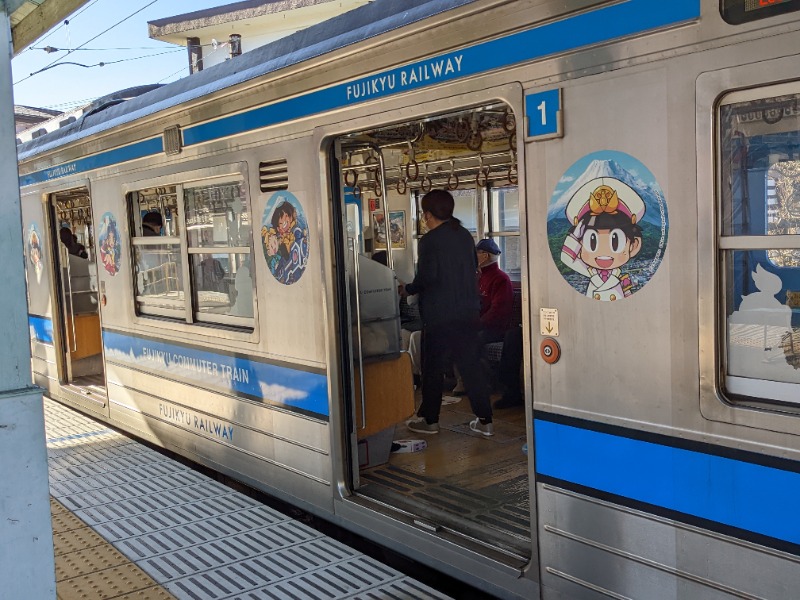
[123,163,258,337]
[716,82,800,407]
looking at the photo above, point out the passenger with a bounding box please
[199,255,227,292]
[59,226,88,258]
[400,189,494,437]
[452,238,513,395]
[72,234,88,259]
[142,210,163,236]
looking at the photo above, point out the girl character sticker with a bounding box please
[261,192,309,285]
[98,212,121,276]
[547,151,668,300]
[27,223,43,277]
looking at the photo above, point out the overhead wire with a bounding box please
[15,0,162,85]
[30,45,182,52]
[27,0,104,50]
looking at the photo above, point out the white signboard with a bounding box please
[540,307,559,337]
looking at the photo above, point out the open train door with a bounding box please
[328,92,536,585]
[47,186,108,416]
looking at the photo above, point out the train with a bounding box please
[18,0,800,597]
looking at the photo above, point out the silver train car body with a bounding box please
[18,0,800,597]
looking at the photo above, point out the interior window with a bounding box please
[719,89,800,403]
[128,176,255,329]
[488,186,521,280]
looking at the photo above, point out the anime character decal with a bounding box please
[261,192,309,285]
[547,151,668,300]
[98,212,121,276]
[27,223,44,278]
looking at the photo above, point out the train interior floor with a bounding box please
[359,389,530,563]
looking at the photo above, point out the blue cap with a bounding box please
[476,238,501,255]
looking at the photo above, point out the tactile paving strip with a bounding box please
[51,497,176,600]
[45,399,450,600]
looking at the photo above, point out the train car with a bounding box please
[17,0,800,597]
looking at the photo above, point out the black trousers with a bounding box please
[419,321,492,424]
[498,326,523,400]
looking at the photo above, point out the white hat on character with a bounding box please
[565,177,645,226]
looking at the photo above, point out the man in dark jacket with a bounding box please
[400,190,494,437]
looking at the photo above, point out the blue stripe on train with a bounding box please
[20,137,163,187]
[534,417,800,546]
[22,0,699,184]
[182,0,699,146]
[102,330,330,419]
[29,315,54,344]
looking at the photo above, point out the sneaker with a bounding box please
[451,380,466,396]
[469,418,494,437]
[406,417,440,434]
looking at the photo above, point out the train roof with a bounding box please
[18,0,477,162]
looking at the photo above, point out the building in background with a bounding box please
[148,0,372,72]
[14,104,61,138]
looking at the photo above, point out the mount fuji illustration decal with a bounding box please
[547,151,669,300]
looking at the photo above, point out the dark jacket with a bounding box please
[479,262,514,335]
[405,219,480,325]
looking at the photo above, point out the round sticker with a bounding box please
[27,223,44,276]
[98,212,121,276]
[547,151,668,301]
[261,192,309,285]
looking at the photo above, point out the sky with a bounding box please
[12,0,229,111]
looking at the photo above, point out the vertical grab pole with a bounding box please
[349,238,367,431]
[377,149,393,270]
[61,245,78,353]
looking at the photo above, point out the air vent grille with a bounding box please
[163,126,181,156]
[259,159,289,192]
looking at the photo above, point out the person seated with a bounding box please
[59,226,88,259]
[142,210,163,236]
[452,238,513,394]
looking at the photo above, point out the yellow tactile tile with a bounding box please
[55,545,131,581]
[51,497,176,600]
[56,564,168,600]
[52,526,108,556]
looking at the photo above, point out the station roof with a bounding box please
[149,0,364,46]
[8,0,91,55]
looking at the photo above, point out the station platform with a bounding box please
[44,398,449,599]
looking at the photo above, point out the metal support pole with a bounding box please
[229,33,242,58]
[187,36,203,73]
[0,11,56,600]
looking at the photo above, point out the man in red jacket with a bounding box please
[452,238,513,394]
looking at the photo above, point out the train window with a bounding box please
[184,181,254,324]
[130,186,186,320]
[718,87,800,403]
[452,188,478,233]
[128,176,254,330]
[721,0,800,25]
[488,186,521,280]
